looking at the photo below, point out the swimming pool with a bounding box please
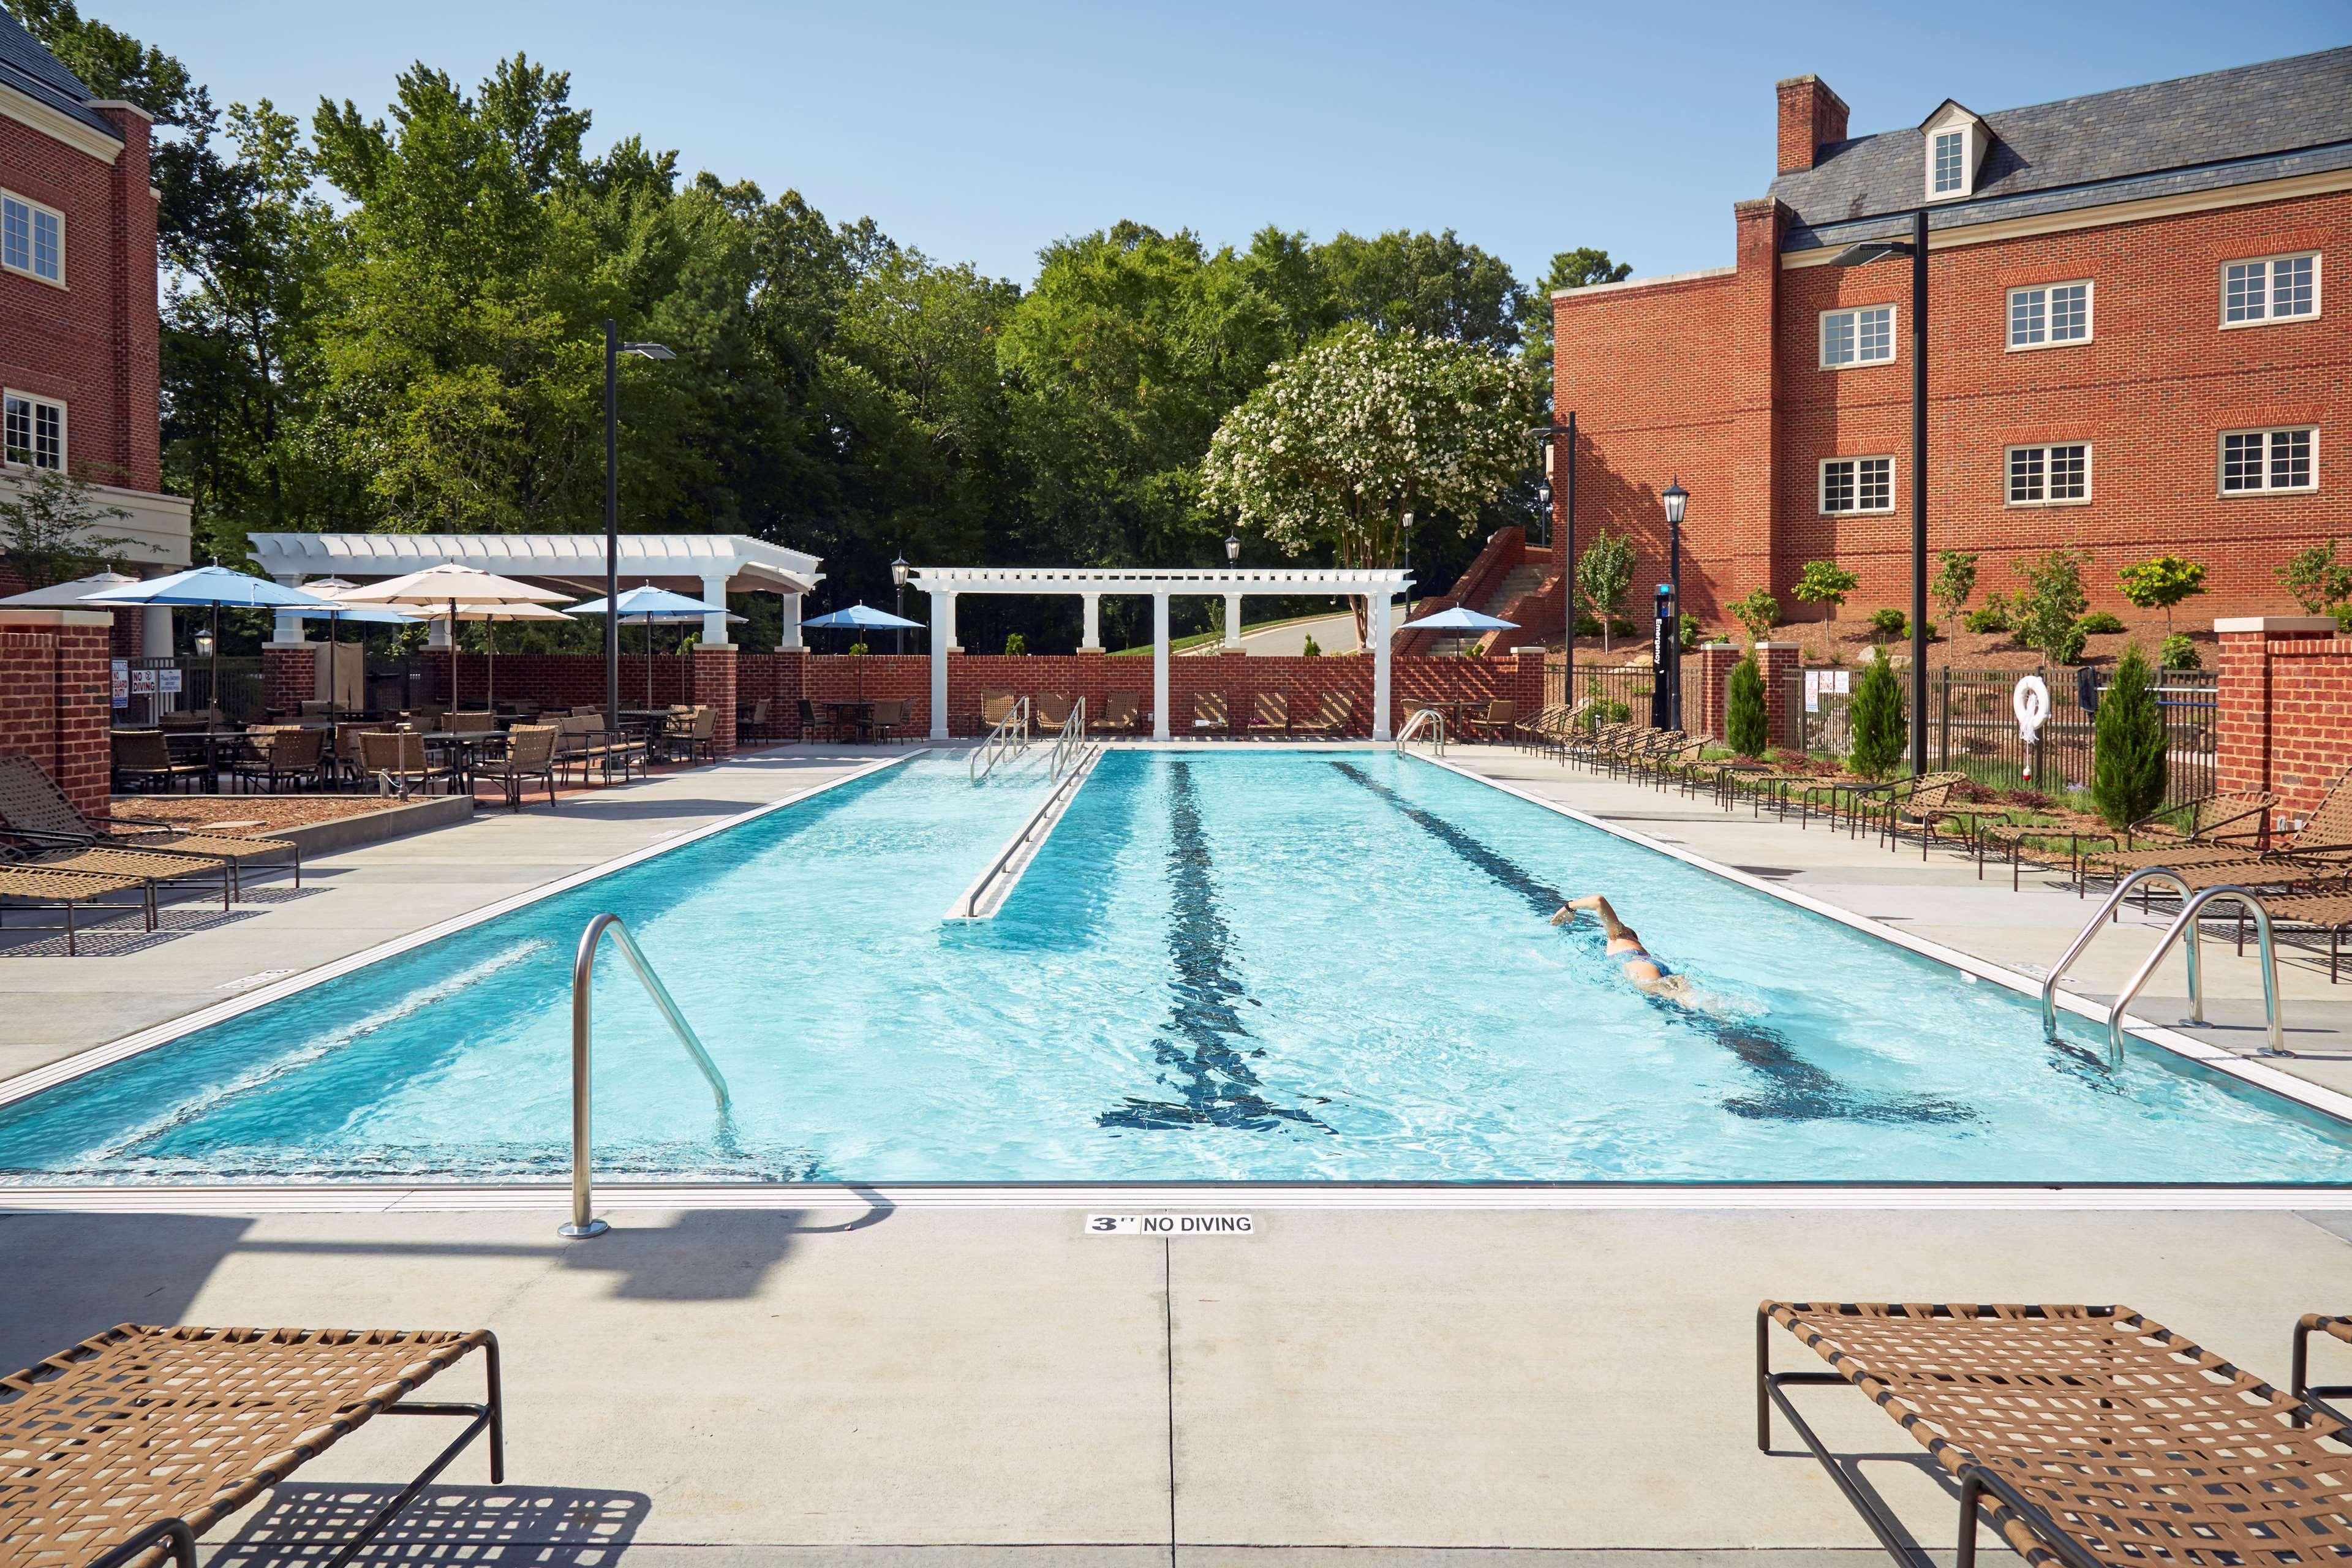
[2,749,2347,1186]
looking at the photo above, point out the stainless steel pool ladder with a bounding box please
[2038,867,2284,1069]
[564,913,731,1239]
[971,697,1031,783]
[1049,696,1087,782]
[1395,707,1445,756]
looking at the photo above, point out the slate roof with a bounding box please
[0,6,121,143]
[1771,45,2352,252]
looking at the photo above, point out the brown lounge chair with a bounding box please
[1760,1300,2352,1568]
[0,754,300,899]
[1872,771,2003,861]
[0,862,157,952]
[1098,690,1144,736]
[1192,692,1229,737]
[979,690,1023,737]
[2296,1311,2352,1423]
[1,1323,502,1568]
[2084,771,2352,890]
[1033,692,1074,730]
[1289,690,1352,737]
[1248,692,1288,736]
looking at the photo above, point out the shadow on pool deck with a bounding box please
[211,1485,651,1568]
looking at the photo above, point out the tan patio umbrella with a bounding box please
[338,564,573,711]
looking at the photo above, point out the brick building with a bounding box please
[0,9,190,651]
[1550,47,2350,628]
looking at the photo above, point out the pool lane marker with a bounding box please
[1412,751,2352,1134]
[0,749,929,1115]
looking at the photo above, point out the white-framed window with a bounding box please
[0,190,64,285]
[1932,130,1966,195]
[2,390,66,470]
[2006,443,2090,506]
[2222,253,2320,326]
[2219,427,2317,494]
[2007,281,2092,349]
[1820,305,1896,368]
[1820,456,1895,514]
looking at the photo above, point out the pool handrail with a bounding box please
[1395,707,1445,756]
[2105,885,2283,1066]
[949,742,1101,921]
[565,912,729,1238]
[2039,867,2194,1042]
[971,697,1030,783]
[1049,696,1087,782]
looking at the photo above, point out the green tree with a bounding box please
[1726,654,1768,757]
[1728,586,1778,647]
[1575,530,1637,652]
[2092,643,2167,827]
[2277,541,2352,616]
[1847,648,1906,780]
[1517,246,1632,394]
[0,469,140,587]
[1200,323,1532,644]
[2013,548,2091,665]
[1314,228,1527,350]
[1931,549,1978,629]
[2117,554,2207,636]
[1792,560,1859,662]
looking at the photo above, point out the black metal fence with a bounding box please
[1781,666,2215,807]
[1547,660,1654,724]
[123,656,263,723]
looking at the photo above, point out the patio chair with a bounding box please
[0,862,157,953]
[1290,690,1351,737]
[1034,692,1074,729]
[331,723,392,788]
[0,755,298,899]
[227,725,325,794]
[1465,698,1516,744]
[1192,692,1229,737]
[1248,692,1288,736]
[868,697,911,743]
[358,731,457,797]
[794,698,831,744]
[683,706,718,764]
[478,723,561,812]
[979,690,1022,737]
[1,1323,502,1568]
[1099,690,1144,736]
[111,729,206,794]
[1759,1300,2352,1568]
[736,697,775,744]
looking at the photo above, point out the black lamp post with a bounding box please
[1529,418,1575,693]
[603,320,676,737]
[1400,510,1414,622]
[1829,208,1929,773]
[891,554,910,653]
[1661,477,1688,731]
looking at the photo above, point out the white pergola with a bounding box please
[908,565,1413,741]
[247,533,823,647]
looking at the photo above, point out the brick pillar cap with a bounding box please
[693,643,739,654]
[0,608,114,628]
[1701,640,1738,650]
[1510,646,1547,655]
[263,641,317,651]
[2214,616,2337,635]
[1753,641,1804,650]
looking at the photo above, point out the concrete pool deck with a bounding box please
[6,741,2351,1564]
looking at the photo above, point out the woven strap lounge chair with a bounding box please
[1249,692,1288,735]
[979,690,1022,736]
[1099,690,1144,735]
[2296,1313,2352,1427]
[0,1323,502,1568]
[2086,771,2352,888]
[1033,693,1074,729]
[4,840,231,913]
[0,755,300,897]
[1193,692,1229,736]
[1759,1300,2352,1568]
[1287,691,1350,737]
[0,863,157,953]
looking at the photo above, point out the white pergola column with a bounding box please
[1370,592,1394,741]
[271,576,309,643]
[428,617,453,649]
[1223,592,1243,649]
[699,573,731,646]
[777,593,802,649]
[930,590,956,739]
[1152,593,1171,741]
[1080,594,1101,650]
[141,605,172,658]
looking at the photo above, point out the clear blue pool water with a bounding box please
[2,750,2347,1185]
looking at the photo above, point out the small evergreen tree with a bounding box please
[2092,643,2168,827]
[1301,633,1321,657]
[1847,648,1906,780]
[1003,631,1028,655]
[1726,654,1768,757]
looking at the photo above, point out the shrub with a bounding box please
[1584,697,1632,731]
[1679,612,1706,650]
[2116,554,2207,635]
[846,640,869,656]
[2077,610,2125,635]
[1931,549,1979,628]
[1301,634,1321,657]
[2013,548,2090,665]
[1729,587,1778,646]
[2158,633,2199,671]
[1868,608,1907,641]
[1003,631,1028,656]
[2277,540,2352,616]
[1792,560,1860,662]
[1577,611,1637,639]
[1847,648,1906,780]
[1726,655,1768,756]
[1962,591,2011,635]
[1460,640,1485,658]
[2092,643,2167,827]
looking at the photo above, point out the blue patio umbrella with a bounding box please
[81,565,339,714]
[801,603,924,697]
[568,584,744,707]
[1403,605,1518,633]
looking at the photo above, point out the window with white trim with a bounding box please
[1932,130,1966,195]
[2008,281,2090,348]
[2219,428,2316,494]
[2,391,66,470]
[2006,443,2089,505]
[0,192,63,284]
[1820,305,1895,368]
[1820,456,1894,514]
[2222,253,2319,325]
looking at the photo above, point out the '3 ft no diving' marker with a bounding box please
[1087,1214,1255,1235]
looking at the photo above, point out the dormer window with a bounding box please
[1920,102,1986,202]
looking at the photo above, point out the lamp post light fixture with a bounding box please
[1528,418,1575,696]
[1660,477,1688,732]
[1224,532,1240,564]
[603,320,677,737]
[1399,510,1414,622]
[891,553,910,654]
[1830,208,1929,773]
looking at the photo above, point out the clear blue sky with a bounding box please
[100,0,2352,289]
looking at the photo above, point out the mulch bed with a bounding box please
[115,797,410,835]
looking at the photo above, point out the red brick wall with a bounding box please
[0,107,159,492]
[692,647,736,751]
[2217,619,2352,829]
[1395,527,1523,655]
[1555,174,2348,626]
[1756,643,1802,749]
[0,611,111,817]
[1694,643,1740,739]
[262,644,314,714]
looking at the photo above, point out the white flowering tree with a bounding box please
[1201,323,1532,644]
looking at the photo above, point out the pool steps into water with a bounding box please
[2041,868,2287,1066]
[945,743,1104,921]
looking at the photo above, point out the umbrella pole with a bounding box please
[488,619,496,713]
[210,602,221,720]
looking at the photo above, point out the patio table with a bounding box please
[824,699,875,743]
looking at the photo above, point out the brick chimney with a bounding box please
[1775,75,1850,173]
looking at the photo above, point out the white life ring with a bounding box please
[2013,674,2050,778]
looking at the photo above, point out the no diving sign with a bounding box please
[1088,1213,1254,1236]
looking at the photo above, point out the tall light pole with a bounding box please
[891,554,910,654]
[1529,418,1575,696]
[603,321,675,737]
[1662,478,1687,731]
[1830,208,1929,773]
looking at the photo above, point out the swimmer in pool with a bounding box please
[1550,894,1698,1005]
